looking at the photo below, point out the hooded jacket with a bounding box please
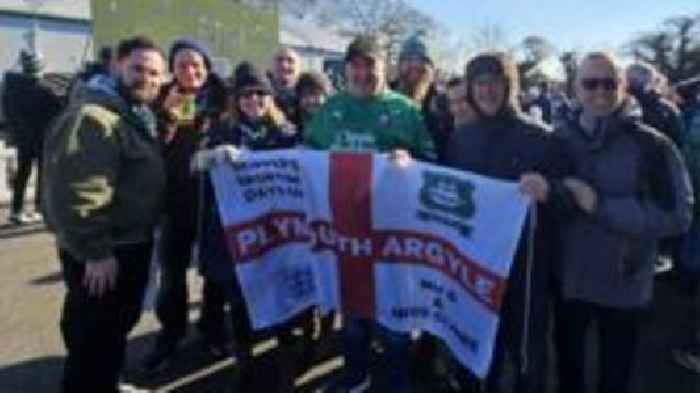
[442,52,574,381]
[43,86,165,262]
[556,97,693,307]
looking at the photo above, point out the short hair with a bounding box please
[116,35,163,61]
[577,51,624,79]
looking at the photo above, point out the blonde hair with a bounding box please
[223,93,288,128]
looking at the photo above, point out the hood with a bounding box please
[465,52,521,120]
[86,74,119,97]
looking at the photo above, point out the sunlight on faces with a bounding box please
[121,49,165,104]
[238,89,271,120]
[447,81,472,120]
[471,73,506,117]
[346,55,385,97]
[399,55,430,85]
[173,49,208,93]
[273,48,301,86]
[576,54,626,118]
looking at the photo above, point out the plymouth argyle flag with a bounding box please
[209,149,530,377]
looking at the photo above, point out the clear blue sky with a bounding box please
[406,0,699,52]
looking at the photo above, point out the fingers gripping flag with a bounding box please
[209,149,530,377]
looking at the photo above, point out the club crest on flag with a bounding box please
[417,170,476,237]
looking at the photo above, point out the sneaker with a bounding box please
[9,211,32,225]
[672,348,700,374]
[141,335,180,374]
[27,211,43,223]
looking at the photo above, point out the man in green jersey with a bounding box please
[305,35,435,393]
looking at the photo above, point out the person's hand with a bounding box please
[83,256,119,298]
[563,178,598,214]
[519,172,550,202]
[389,149,412,167]
[191,145,243,172]
[162,85,186,112]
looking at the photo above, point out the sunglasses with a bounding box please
[240,89,269,98]
[581,77,618,91]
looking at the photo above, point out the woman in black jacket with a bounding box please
[198,62,301,392]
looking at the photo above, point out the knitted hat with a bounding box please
[400,31,432,64]
[345,34,385,62]
[231,61,272,96]
[168,38,212,72]
[295,71,331,97]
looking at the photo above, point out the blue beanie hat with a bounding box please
[400,31,432,64]
[169,38,212,72]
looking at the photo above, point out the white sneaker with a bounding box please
[27,211,43,223]
[9,212,32,225]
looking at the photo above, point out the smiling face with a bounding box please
[346,55,385,97]
[120,48,165,104]
[470,73,507,117]
[238,88,271,120]
[576,54,626,118]
[399,55,431,86]
[172,49,208,93]
[273,48,300,88]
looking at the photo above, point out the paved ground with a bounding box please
[0,218,698,392]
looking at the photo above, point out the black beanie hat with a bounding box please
[231,61,272,96]
[169,38,212,72]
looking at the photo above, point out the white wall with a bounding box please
[0,0,90,20]
[0,13,91,75]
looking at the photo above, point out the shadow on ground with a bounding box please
[1,275,698,392]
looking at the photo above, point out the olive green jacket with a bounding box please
[43,88,165,262]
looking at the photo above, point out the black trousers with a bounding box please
[553,297,643,393]
[11,144,41,214]
[59,242,152,393]
[155,221,194,340]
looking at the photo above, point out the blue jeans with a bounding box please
[339,315,411,392]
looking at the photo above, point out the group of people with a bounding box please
[9,27,698,393]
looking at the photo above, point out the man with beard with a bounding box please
[305,34,435,393]
[391,32,451,160]
[143,38,227,372]
[42,36,166,393]
[442,52,574,393]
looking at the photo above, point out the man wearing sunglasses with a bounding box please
[553,52,693,393]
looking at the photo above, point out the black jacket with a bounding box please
[632,90,685,147]
[441,112,573,377]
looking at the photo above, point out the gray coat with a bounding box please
[556,100,693,308]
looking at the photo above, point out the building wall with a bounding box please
[0,13,91,75]
[92,0,280,75]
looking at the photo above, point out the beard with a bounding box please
[119,78,157,104]
[348,74,383,97]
